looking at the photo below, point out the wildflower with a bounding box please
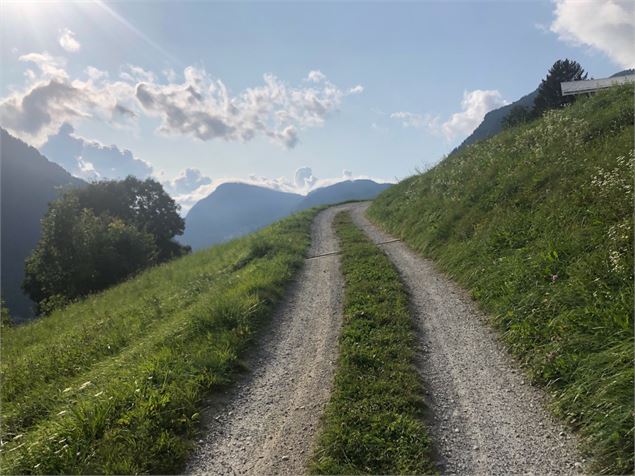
[62,387,72,393]
[551,274,558,282]
[57,410,67,416]
[78,381,92,391]
[94,391,104,397]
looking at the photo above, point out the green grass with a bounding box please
[0,208,319,474]
[368,85,634,474]
[309,211,435,475]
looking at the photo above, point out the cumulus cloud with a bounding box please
[440,89,508,141]
[59,28,81,53]
[135,67,359,148]
[550,0,635,69]
[0,53,136,145]
[0,54,362,150]
[294,166,318,190]
[40,123,152,180]
[163,167,212,195]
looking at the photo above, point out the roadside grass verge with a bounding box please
[368,85,634,474]
[0,208,319,474]
[309,211,435,475]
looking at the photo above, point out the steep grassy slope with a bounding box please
[0,209,318,474]
[310,211,434,475]
[369,85,634,474]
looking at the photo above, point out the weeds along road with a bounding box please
[187,206,346,475]
[348,202,584,475]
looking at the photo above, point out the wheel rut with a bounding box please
[346,201,584,475]
[187,206,346,475]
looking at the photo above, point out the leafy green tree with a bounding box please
[23,194,159,312]
[502,105,532,129]
[533,59,587,116]
[74,176,188,261]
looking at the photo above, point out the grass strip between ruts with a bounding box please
[309,210,435,475]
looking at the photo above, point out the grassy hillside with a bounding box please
[310,211,434,475]
[0,209,319,474]
[368,85,634,474]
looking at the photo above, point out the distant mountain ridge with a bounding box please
[1,128,86,321]
[182,183,304,250]
[182,179,391,250]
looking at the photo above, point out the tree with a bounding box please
[533,59,587,116]
[502,105,531,129]
[74,176,188,261]
[23,194,159,312]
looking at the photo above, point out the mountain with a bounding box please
[182,179,392,250]
[297,179,392,210]
[1,128,86,321]
[455,88,539,152]
[182,183,304,250]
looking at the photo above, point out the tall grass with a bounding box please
[0,209,318,474]
[309,211,435,475]
[368,85,634,474]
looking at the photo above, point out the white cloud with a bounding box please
[349,85,364,94]
[40,123,152,180]
[1,53,361,149]
[307,70,326,83]
[294,166,318,190]
[59,28,81,53]
[135,67,360,148]
[19,52,68,80]
[163,167,212,195]
[441,89,508,141]
[550,0,635,69]
[0,53,136,145]
[390,111,438,129]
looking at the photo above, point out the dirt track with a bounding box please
[348,202,583,475]
[187,206,345,475]
[189,202,583,475]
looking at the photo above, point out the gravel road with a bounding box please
[187,206,345,475]
[347,201,584,475]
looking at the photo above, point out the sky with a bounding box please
[1,0,633,212]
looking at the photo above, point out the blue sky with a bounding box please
[1,0,632,210]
